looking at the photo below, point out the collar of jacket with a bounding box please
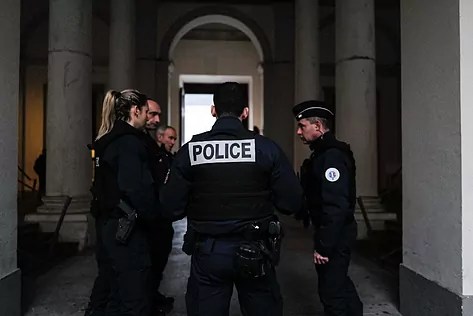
[309,130,336,153]
[211,116,245,132]
[94,120,145,153]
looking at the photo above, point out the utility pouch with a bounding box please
[115,200,137,244]
[235,241,268,279]
[268,220,283,266]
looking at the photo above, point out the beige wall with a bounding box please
[24,66,46,186]
[170,39,263,146]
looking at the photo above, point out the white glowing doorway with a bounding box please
[180,76,251,145]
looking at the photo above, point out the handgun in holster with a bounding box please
[235,219,284,278]
[115,199,138,244]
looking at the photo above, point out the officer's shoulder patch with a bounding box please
[325,167,340,182]
[188,139,256,166]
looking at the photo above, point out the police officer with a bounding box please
[293,100,363,316]
[161,82,303,316]
[156,125,177,155]
[143,99,175,314]
[91,89,160,316]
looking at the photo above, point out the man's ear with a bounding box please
[211,105,217,118]
[240,107,249,120]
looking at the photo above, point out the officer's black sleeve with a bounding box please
[117,135,157,220]
[269,143,303,215]
[160,144,192,221]
[315,148,351,257]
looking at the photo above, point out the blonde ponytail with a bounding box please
[96,90,119,140]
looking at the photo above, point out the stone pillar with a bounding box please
[136,0,158,98]
[264,62,295,162]
[400,0,473,314]
[109,0,136,91]
[0,1,21,314]
[294,0,320,170]
[335,0,377,196]
[28,0,92,250]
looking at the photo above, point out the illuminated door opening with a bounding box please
[180,83,249,145]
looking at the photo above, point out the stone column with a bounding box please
[29,0,92,250]
[264,62,295,162]
[136,0,158,98]
[0,1,21,314]
[109,0,136,91]
[294,0,320,170]
[335,0,377,196]
[400,0,473,314]
[152,59,170,125]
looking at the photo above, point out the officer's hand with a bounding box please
[313,250,329,265]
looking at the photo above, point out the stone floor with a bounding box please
[24,217,401,316]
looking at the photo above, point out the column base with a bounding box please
[38,195,90,214]
[24,195,91,250]
[0,269,21,316]
[400,264,473,315]
[355,196,397,239]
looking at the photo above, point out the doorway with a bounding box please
[180,81,249,145]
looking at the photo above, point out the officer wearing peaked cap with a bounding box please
[293,100,363,316]
[161,82,303,316]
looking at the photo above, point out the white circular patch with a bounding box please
[325,168,340,182]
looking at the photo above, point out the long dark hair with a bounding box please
[96,89,147,140]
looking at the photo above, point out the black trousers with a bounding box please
[102,219,152,316]
[315,223,363,316]
[146,221,174,300]
[86,217,113,316]
[186,237,282,316]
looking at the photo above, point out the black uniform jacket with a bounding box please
[160,116,303,235]
[93,120,159,221]
[304,131,356,257]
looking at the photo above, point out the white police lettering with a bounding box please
[325,168,340,182]
[188,139,256,166]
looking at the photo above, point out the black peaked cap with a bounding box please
[292,100,334,120]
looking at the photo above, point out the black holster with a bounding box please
[235,218,284,278]
[235,241,268,279]
[115,200,137,244]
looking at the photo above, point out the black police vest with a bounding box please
[92,154,121,215]
[92,132,154,217]
[186,129,273,221]
[311,137,357,210]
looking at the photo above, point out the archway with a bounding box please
[161,9,271,144]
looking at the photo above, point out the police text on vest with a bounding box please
[188,139,256,166]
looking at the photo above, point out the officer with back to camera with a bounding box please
[161,82,303,316]
[293,100,363,316]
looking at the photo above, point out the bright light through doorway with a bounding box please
[182,94,216,144]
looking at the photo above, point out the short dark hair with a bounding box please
[213,82,246,117]
[307,116,332,130]
[157,124,176,135]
